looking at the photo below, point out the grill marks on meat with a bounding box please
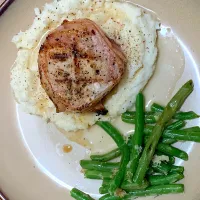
[38,19,126,113]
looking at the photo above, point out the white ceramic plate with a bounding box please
[1,0,200,200]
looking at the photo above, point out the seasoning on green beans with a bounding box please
[133,80,193,184]
[96,121,130,194]
[151,162,171,175]
[70,188,94,200]
[90,148,121,162]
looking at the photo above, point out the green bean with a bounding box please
[145,126,199,139]
[121,115,157,124]
[121,111,135,118]
[126,93,144,181]
[122,111,160,124]
[121,111,157,120]
[144,121,186,137]
[100,184,184,200]
[144,136,149,144]
[169,156,176,165]
[99,194,121,200]
[145,116,158,124]
[99,180,110,194]
[151,162,171,175]
[163,130,200,142]
[161,138,177,145]
[151,103,164,113]
[124,118,186,129]
[151,103,199,120]
[124,184,184,199]
[96,121,130,194]
[90,148,121,162]
[133,80,193,184]
[183,126,200,131]
[146,167,154,175]
[154,151,175,165]
[101,179,149,193]
[161,126,200,143]
[102,179,110,185]
[121,179,149,191]
[110,145,129,191]
[170,166,184,174]
[151,102,199,120]
[99,186,109,194]
[149,173,184,186]
[127,135,133,148]
[84,170,114,180]
[145,136,177,146]
[96,122,126,148]
[80,160,119,172]
[166,120,186,130]
[157,143,188,161]
[70,188,94,200]
[145,136,177,147]
[144,125,154,135]
[174,111,199,120]
[121,116,135,124]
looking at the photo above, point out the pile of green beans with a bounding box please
[133,80,193,184]
[70,80,200,200]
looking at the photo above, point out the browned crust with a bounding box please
[38,19,126,113]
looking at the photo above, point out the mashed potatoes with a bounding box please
[11,0,159,131]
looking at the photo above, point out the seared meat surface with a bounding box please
[38,19,126,113]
